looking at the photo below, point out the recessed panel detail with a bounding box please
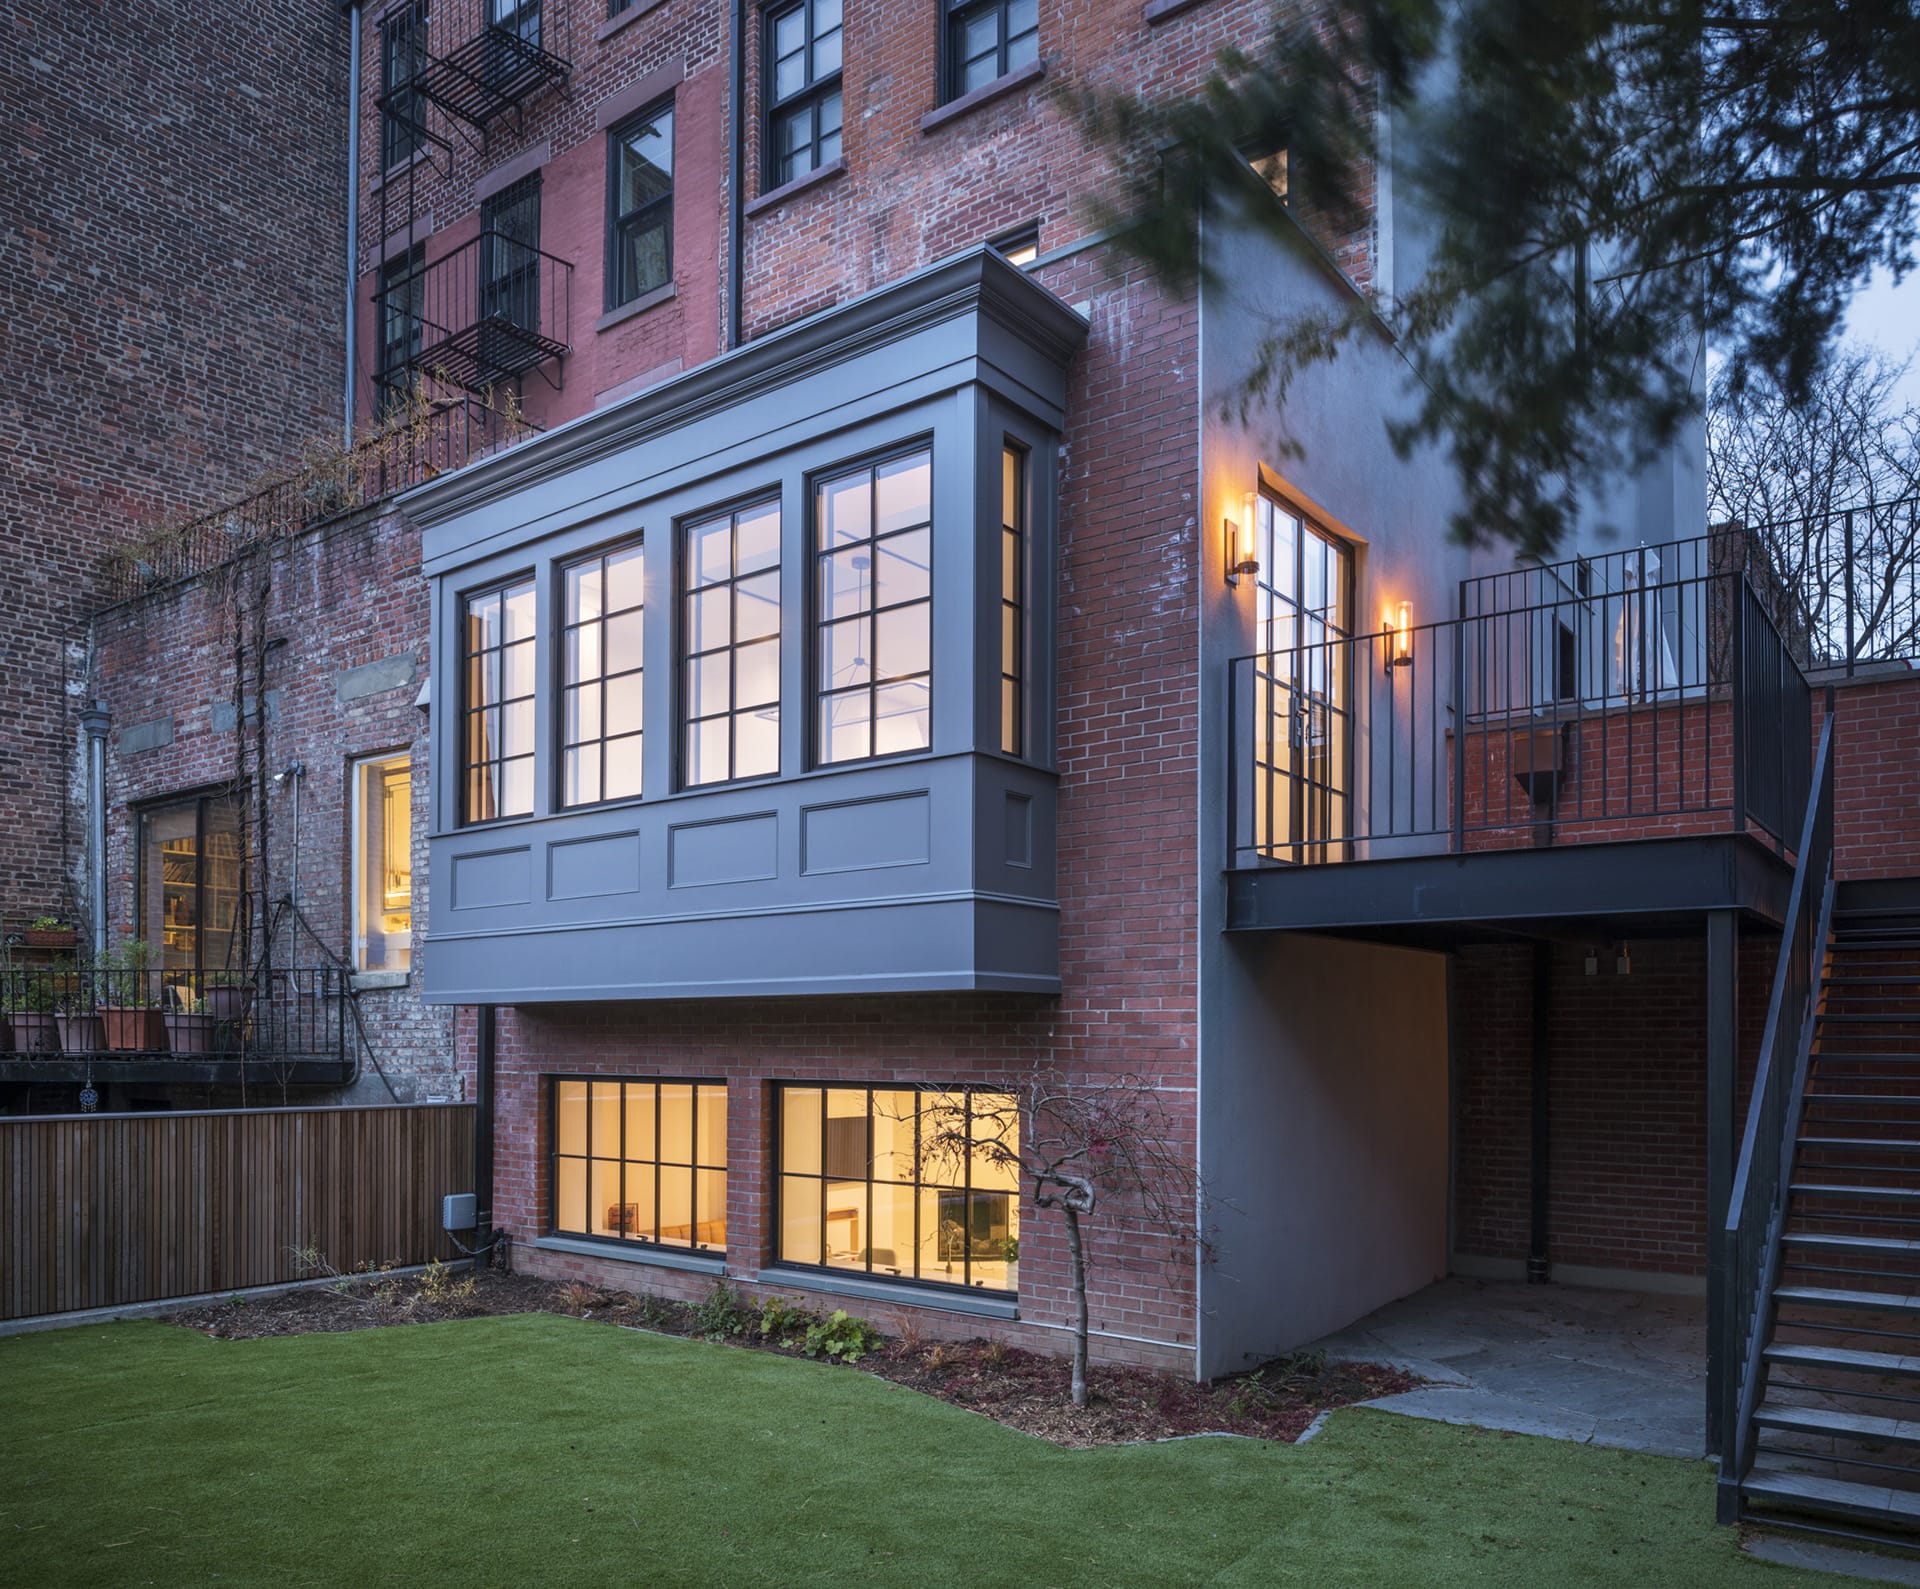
[802,791,932,876]
[548,831,643,900]
[669,812,779,888]
[451,846,532,910]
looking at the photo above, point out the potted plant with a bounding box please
[23,915,77,950]
[163,992,220,1055]
[7,969,59,1055]
[98,940,166,1052]
[52,962,105,1054]
[205,970,256,1023]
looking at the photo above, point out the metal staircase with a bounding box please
[1726,874,1920,1546]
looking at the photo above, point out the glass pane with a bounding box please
[689,650,731,719]
[466,649,495,712]
[815,0,841,30]
[564,682,600,745]
[567,622,602,684]
[1001,678,1019,753]
[696,1085,728,1167]
[874,527,930,606]
[658,1164,695,1246]
[1001,603,1019,674]
[736,502,781,574]
[659,1083,694,1163]
[873,680,930,755]
[556,1080,588,1155]
[965,11,998,58]
[734,637,779,708]
[812,28,840,76]
[870,1181,915,1278]
[1006,27,1037,69]
[1002,447,1019,527]
[919,1092,968,1186]
[819,122,841,163]
[502,638,536,699]
[619,119,672,211]
[780,1175,821,1263]
[734,705,779,777]
[557,1156,587,1233]
[875,452,931,533]
[875,604,929,680]
[871,1089,917,1181]
[603,734,644,800]
[622,1165,658,1242]
[563,743,599,807]
[965,54,997,94]
[781,1087,823,1175]
[917,1186,947,1280]
[590,1158,624,1238]
[820,689,869,764]
[773,6,804,58]
[686,716,728,785]
[694,1169,728,1249]
[824,1089,869,1178]
[969,1192,1017,1289]
[689,517,733,587]
[624,1083,657,1163]
[774,53,805,99]
[824,1180,865,1269]
[503,582,536,642]
[971,1093,1020,1190]
[606,544,645,611]
[500,699,535,759]
[590,1081,622,1158]
[686,586,729,655]
[820,616,869,690]
[820,547,870,621]
[567,561,603,623]
[466,593,501,654]
[819,469,871,549]
[734,572,781,641]
[605,676,644,737]
[606,609,643,674]
[500,756,534,816]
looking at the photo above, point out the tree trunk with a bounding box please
[1065,1205,1089,1409]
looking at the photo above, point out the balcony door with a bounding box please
[479,174,541,370]
[1252,494,1353,863]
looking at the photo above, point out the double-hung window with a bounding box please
[376,245,424,418]
[480,174,542,337]
[562,543,646,807]
[461,578,537,823]
[352,753,413,973]
[816,449,932,764]
[764,0,842,188]
[682,500,782,786]
[607,105,674,308]
[945,0,1037,100]
[380,2,427,170]
[553,1078,728,1251]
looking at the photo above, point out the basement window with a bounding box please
[552,1078,728,1250]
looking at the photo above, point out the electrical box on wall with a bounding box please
[442,1192,476,1232]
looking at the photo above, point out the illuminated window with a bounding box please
[352,753,413,973]
[562,542,645,807]
[136,793,243,995]
[815,448,932,764]
[462,577,537,822]
[682,499,781,786]
[990,223,1039,267]
[999,443,1026,756]
[552,1078,728,1251]
[777,1086,1019,1294]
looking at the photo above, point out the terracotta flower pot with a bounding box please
[100,1006,167,1052]
[164,1012,221,1054]
[55,1013,105,1053]
[206,985,254,1022]
[23,929,76,950]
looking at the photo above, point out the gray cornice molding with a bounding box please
[398,246,1090,530]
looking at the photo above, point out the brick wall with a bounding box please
[1823,674,1920,881]
[2,1,350,928]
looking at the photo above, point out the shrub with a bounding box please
[692,1279,754,1340]
[755,1296,817,1348]
[803,1309,883,1364]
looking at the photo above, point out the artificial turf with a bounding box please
[0,1313,1869,1587]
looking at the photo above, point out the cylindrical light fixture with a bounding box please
[1224,491,1260,587]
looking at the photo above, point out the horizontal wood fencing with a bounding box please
[0,1104,474,1321]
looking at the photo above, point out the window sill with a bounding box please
[744,157,847,218]
[350,970,410,993]
[919,59,1045,136]
[596,281,678,333]
[535,1235,728,1276]
[753,1265,1019,1321]
[597,0,667,41]
[1142,0,1208,22]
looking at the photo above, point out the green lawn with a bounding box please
[0,1313,1862,1587]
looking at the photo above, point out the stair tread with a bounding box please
[1803,1095,1920,1105]
[1775,1285,1920,1312]
[1766,1342,1920,1376]
[1743,1464,1920,1521]
[1756,1404,1920,1444]
[1783,1231,1920,1252]
[1800,1138,1920,1151]
[1793,1183,1920,1201]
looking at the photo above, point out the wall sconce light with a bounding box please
[1224,492,1260,587]
[1616,943,1632,977]
[1383,599,1414,672]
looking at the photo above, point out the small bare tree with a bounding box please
[915,1067,1204,1410]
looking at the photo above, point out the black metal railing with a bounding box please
[379,0,572,147]
[1228,540,1812,866]
[0,966,348,1067]
[98,392,534,607]
[1717,700,1837,1504]
[376,233,573,397]
[1729,496,1920,672]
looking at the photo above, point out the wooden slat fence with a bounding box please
[0,1104,473,1321]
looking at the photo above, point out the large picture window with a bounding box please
[137,793,244,996]
[945,0,1037,100]
[815,448,932,764]
[607,105,674,308]
[462,577,537,823]
[562,543,646,807]
[682,500,782,786]
[764,0,842,188]
[552,1078,727,1250]
[352,753,413,973]
[777,1086,1019,1294]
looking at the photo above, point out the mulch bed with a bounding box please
[164,1267,1415,1449]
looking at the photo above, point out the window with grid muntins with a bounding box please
[376,246,424,417]
[816,448,933,765]
[946,0,1037,100]
[552,1078,728,1251]
[764,0,842,188]
[562,543,645,807]
[380,3,427,170]
[462,578,537,823]
[481,173,542,334]
[682,500,782,787]
[608,105,674,308]
[776,1086,1020,1294]
[999,443,1026,756]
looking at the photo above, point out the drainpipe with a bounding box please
[475,1005,496,1249]
[726,0,746,350]
[1528,941,1552,1283]
[79,702,111,960]
[344,2,364,445]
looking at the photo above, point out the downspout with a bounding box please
[726,0,746,350]
[1528,941,1552,1282]
[79,702,110,959]
[475,1005,496,1251]
[344,2,364,445]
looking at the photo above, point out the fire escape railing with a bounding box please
[377,233,574,399]
[378,0,573,155]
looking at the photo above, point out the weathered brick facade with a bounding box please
[2,0,350,927]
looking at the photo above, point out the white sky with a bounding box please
[1842,264,1920,405]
